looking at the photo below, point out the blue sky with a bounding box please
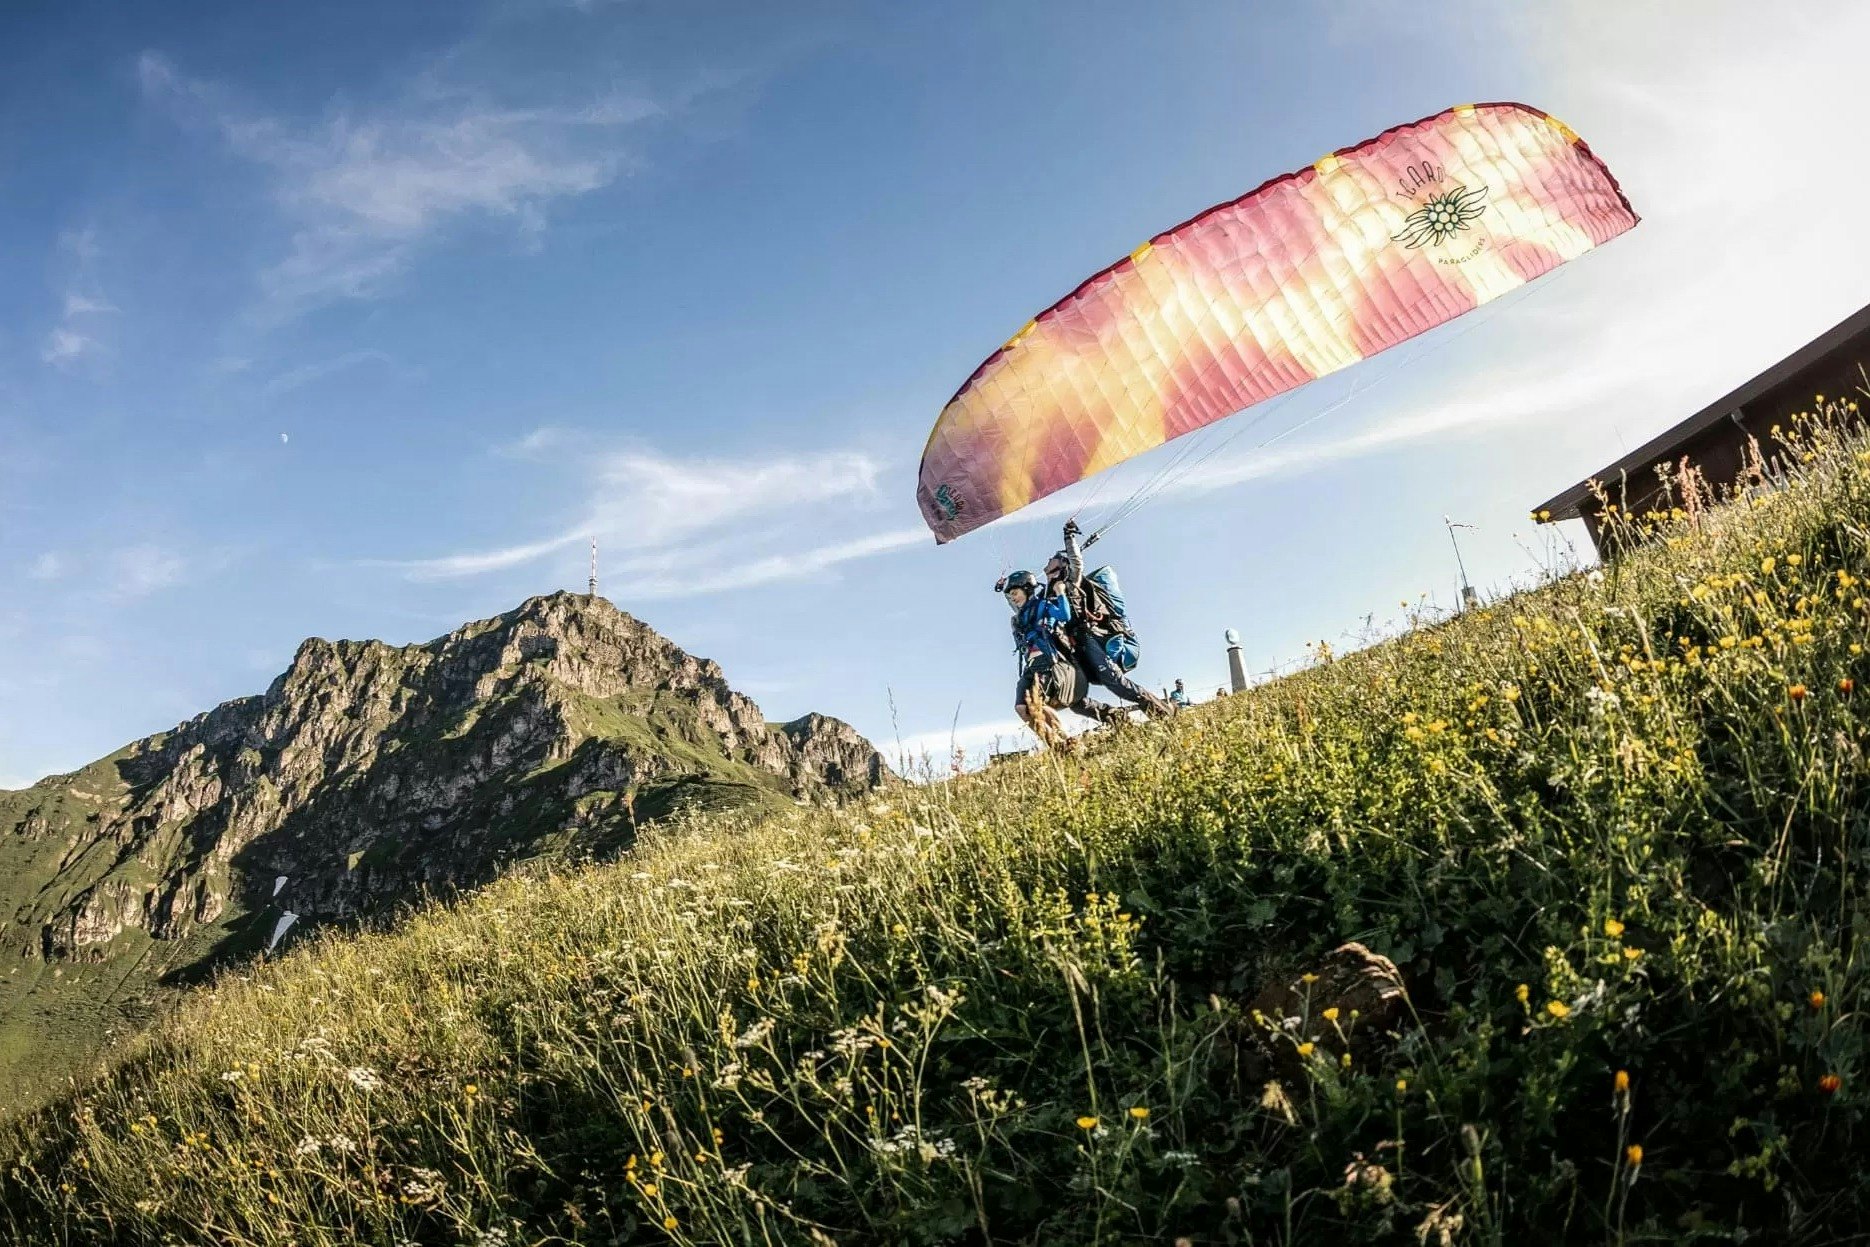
[6,1,1870,784]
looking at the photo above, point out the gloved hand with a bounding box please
[993,575,1007,594]
[1063,517,1081,539]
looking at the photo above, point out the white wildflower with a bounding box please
[402,1167,445,1201]
[345,1065,382,1092]
[830,1027,875,1057]
[735,1018,775,1050]
[869,1124,957,1163]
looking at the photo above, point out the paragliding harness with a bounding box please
[1077,564,1139,673]
[1005,582,1085,710]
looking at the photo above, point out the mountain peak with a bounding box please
[0,596,887,1104]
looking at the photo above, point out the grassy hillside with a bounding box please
[5,412,1869,1245]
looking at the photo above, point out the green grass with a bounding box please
[4,411,1870,1244]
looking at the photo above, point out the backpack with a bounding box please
[1079,565,1134,639]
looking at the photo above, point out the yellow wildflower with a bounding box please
[1297,1042,1316,1058]
[1614,1069,1630,1093]
[1076,1115,1099,1130]
[1604,918,1625,938]
[1546,1000,1571,1019]
[1322,1007,1340,1022]
[1626,1144,1643,1166]
[1515,983,1530,1005]
[1129,1106,1150,1119]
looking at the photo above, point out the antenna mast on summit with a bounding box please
[589,537,598,599]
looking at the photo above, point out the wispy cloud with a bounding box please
[894,717,1031,761]
[41,228,115,370]
[62,293,117,317]
[890,715,1108,777]
[588,449,885,551]
[28,553,64,581]
[262,348,398,397]
[374,444,897,593]
[41,328,101,368]
[623,526,926,599]
[138,52,665,314]
[109,545,187,600]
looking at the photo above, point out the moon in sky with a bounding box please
[280,433,289,444]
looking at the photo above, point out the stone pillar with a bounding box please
[1225,629,1248,694]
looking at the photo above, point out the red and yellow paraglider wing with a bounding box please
[917,101,1637,543]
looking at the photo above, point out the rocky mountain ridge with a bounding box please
[0,592,885,1104]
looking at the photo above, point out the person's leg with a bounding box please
[1082,637,1173,716]
[1070,696,1125,725]
[1021,663,1069,749]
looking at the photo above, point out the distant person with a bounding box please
[1046,520,1174,719]
[1169,679,1191,708]
[1215,687,1227,700]
[997,569,1122,734]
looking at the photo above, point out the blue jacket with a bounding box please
[1011,590,1072,671]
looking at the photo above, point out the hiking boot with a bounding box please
[1141,692,1176,719]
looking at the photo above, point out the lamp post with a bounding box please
[1225,628,1247,693]
[1444,516,1479,610]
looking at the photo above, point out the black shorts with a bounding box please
[1017,654,1087,710]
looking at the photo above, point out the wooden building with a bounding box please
[1534,302,1870,556]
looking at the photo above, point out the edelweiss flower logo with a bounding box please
[1391,185,1489,249]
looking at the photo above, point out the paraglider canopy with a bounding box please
[918,101,1637,544]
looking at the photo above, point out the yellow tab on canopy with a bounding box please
[1313,154,1342,177]
[1544,114,1580,144]
[1002,319,1038,351]
[1129,241,1155,264]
